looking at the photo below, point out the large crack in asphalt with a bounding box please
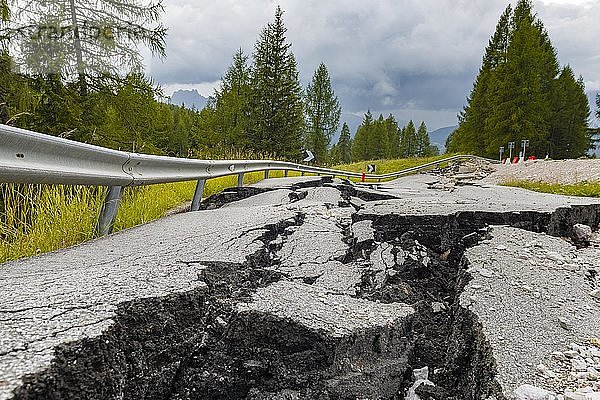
[352,204,600,400]
[7,179,600,400]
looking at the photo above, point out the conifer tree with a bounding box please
[304,62,341,164]
[336,122,352,164]
[416,121,434,157]
[247,6,304,159]
[369,114,389,160]
[352,110,373,161]
[448,0,590,159]
[448,5,512,154]
[547,66,590,158]
[400,120,418,157]
[384,114,401,158]
[212,49,251,148]
[485,1,557,156]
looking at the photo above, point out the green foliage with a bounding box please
[416,121,438,157]
[400,120,418,157]
[246,6,304,160]
[330,122,352,165]
[503,180,600,197]
[210,48,251,149]
[351,110,374,161]
[350,112,436,161]
[448,0,590,159]
[547,68,591,158]
[304,62,341,164]
[3,0,166,94]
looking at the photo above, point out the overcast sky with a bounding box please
[144,0,600,131]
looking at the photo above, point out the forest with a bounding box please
[447,0,597,159]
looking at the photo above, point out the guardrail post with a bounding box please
[190,179,206,212]
[95,186,123,237]
[237,173,244,188]
[284,170,289,177]
[264,170,269,179]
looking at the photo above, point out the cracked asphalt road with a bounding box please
[1,171,600,399]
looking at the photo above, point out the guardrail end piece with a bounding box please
[94,186,123,237]
[190,179,206,212]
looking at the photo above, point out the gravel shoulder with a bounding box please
[483,159,600,185]
[463,226,600,398]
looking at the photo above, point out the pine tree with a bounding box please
[212,49,251,148]
[369,114,389,160]
[448,0,590,159]
[448,5,512,154]
[3,0,166,95]
[247,6,304,160]
[416,121,433,157]
[485,1,557,156]
[384,114,401,158]
[548,67,590,158]
[352,110,373,161]
[336,122,352,164]
[400,120,418,157]
[304,62,341,164]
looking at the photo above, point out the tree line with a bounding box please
[329,112,438,165]
[447,0,592,159]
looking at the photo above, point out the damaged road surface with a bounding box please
[1,172,600,400]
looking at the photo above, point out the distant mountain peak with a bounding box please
[170,89,208,110]
[428,125,458,151]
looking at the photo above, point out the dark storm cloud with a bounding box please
[145,0,600,130]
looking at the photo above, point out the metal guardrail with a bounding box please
[0,123,498,236]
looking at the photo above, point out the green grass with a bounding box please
[502,180,600,197]
[0,172,268,263]
[0,154,454,264]
[333,154,456,181]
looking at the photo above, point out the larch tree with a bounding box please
[246,6,304,159]
[304,62,341,164]
[3,0,166,95]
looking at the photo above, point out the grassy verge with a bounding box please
[1,154,455,263]
[502,180,600,197]
[333,154,456,181]
[0,172,267,263]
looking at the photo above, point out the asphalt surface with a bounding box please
[0,205,297,399]
[1,172,600,399]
